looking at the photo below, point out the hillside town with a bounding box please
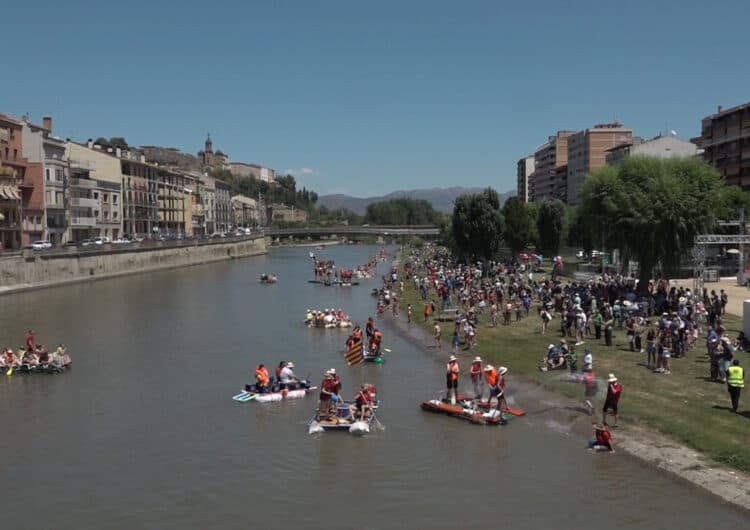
[0,114,309,250]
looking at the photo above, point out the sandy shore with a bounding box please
[385,254,750,512]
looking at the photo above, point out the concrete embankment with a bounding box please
[0,236,269,295]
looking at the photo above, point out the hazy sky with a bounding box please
[3,0,748,196]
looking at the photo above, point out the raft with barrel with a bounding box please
[455,393,527,417]
[258,274,278,284]
[307,400,380,434]
[420,399,507,425]
[4,362,71,375]
[233,382,317,403]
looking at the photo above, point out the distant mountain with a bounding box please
[318,187,516,215]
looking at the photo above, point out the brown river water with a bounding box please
[0,245,747,529]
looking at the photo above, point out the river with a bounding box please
[0,245,746,529]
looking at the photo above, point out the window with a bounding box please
[103,193,108,203]
[13,149,17,159]
[46,168,51,181]
[114,211,118,219]
[56,191,63,204]
[46,191,52,204]
[113,195,118,204]
[56,168,63,181]
[104,211,109,220]
[93,192,99,200]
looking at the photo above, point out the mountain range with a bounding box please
[317,187,516,215]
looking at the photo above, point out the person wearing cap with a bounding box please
[588,423,615,452]
[446,356,459,404]
[602,374,623,427]
[485,366,508,413]
[726,359,744,413]
[470,356,483,399]
[351,383,376,421]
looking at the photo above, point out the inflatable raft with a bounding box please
[307,401,379,434]
[455,393,526,416]
[420,400,506,425]
[233,383,317,403]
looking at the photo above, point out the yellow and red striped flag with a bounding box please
[345,340,364,366]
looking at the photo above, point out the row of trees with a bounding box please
[210,169,319,213]
[364,198,443,225]
[446,157,750,287]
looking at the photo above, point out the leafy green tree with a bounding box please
[451,188,504,260]
[501,196,531,255]
[525,201,540,249]
[94,137,111,148]
[109,137,129,149]
[364,198,440,225]
[580,156,723,291]
[536,199,566,257]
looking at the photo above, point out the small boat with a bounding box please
[3,363,71,375]
[233,382,317,403]
[259,274,277,284]
[307,401,379,434]
[455,393,526,416]
[420,399,506,425]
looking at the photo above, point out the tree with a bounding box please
[580,156,724,292]
[526,201,540,249]
[109,137,129,149]
[536,199,566,257]
[364,198,440,225]
[94,137,111,148]
[451,188,504,261]
[501,196,531,255]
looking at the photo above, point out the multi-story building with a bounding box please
[227,161,276,183]
[696,102,750,188]
[65,142,123,241]
[0,112,38,249]
[231,195,257,227]
[530,131,574,203]
[605,134,698,166]
[215,179,231,232]
[566,123,632,204]
[201,174,217,235]
[22,116,68,244]
[269,203,308,224]
[516,155,535,203]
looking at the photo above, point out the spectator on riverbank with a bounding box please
[603,373,622,427]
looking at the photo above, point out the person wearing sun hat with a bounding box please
[602,373,623,427]
[589,423,615,453]
[446,355,459,404]
[470,356,484,399]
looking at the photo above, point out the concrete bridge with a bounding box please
[264,225,439,239]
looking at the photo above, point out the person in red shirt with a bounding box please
[351,384,375,421]
[317,370,340,420]
[602,373,623,427]
[446,355,459,404]
[589,423,615,452]
[25,330,36,352]
[470,356,483,399]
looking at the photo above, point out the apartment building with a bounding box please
[215,179,231,232]
[516,155,535,203]
[227,161,276,183]
[22,116,68,244]
[530,131,574,202]
[566,123,632,204]
[65,142,123,241]
[605,134,698,166]
[231,195,257,226]
[696,102,750,189]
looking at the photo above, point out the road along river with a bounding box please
[0,245,746,529]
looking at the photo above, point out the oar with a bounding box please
[383,348,392,353]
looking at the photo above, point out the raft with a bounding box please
[3,363,71,375]
[307,401,379,433]
[455,393,526,416]
[233,383,317,403]
[420,399,506,425]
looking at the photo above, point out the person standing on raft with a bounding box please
[446,355,459,404]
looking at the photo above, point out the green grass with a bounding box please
[400,279,750,472]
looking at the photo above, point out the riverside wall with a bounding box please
[0,236,269,295]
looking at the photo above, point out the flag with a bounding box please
[345,340,364,366]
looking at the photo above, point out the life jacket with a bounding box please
[727,365,745,388]
[485,368,498,386]
[255,366,269,386]
[447,361,459,381]
[374,330,382,342]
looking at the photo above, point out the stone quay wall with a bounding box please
[0,236,268,295]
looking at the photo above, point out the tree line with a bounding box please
[445,157,750,286]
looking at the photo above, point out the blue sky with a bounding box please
[2,0,748,196]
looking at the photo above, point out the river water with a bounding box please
[0,245,746,529]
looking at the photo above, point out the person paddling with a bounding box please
[279,361,302,389]
[254,364,271,393]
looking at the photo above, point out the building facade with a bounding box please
[227,161,276,183]
[530,131,574,203]
[197,134,228,169]
[215,179,231,232]
[269,203,308,223]
[605,134,698,166]
[65,142,124,241]
[22,116,68,244]
[516,155,535,203]
[697,102,750,189]
[231,195,257,227]
[0,113,35,249]
[566,123,632,204]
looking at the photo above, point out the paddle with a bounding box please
[383,348,392,353]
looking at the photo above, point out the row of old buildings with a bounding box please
[515,101,750,204]
[0,112,305,250]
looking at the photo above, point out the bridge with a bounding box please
[264,225,439,238]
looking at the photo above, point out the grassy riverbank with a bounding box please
[399,280,750,472]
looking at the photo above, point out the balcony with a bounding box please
[70,216,97,227]
[70,197,99,208]
[69,178,97,189]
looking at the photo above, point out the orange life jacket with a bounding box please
[255,366,269,385]
[448,361,459,381]
[485,368,498,386]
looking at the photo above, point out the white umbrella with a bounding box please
[726,248,740,254]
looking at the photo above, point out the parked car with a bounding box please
[112,237,129,245]
[31,240,52,250]
[93,236,111,245]
[79,239,94,247]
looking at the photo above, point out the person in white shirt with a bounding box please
[279,362,301,388]
[583,348,593,371]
